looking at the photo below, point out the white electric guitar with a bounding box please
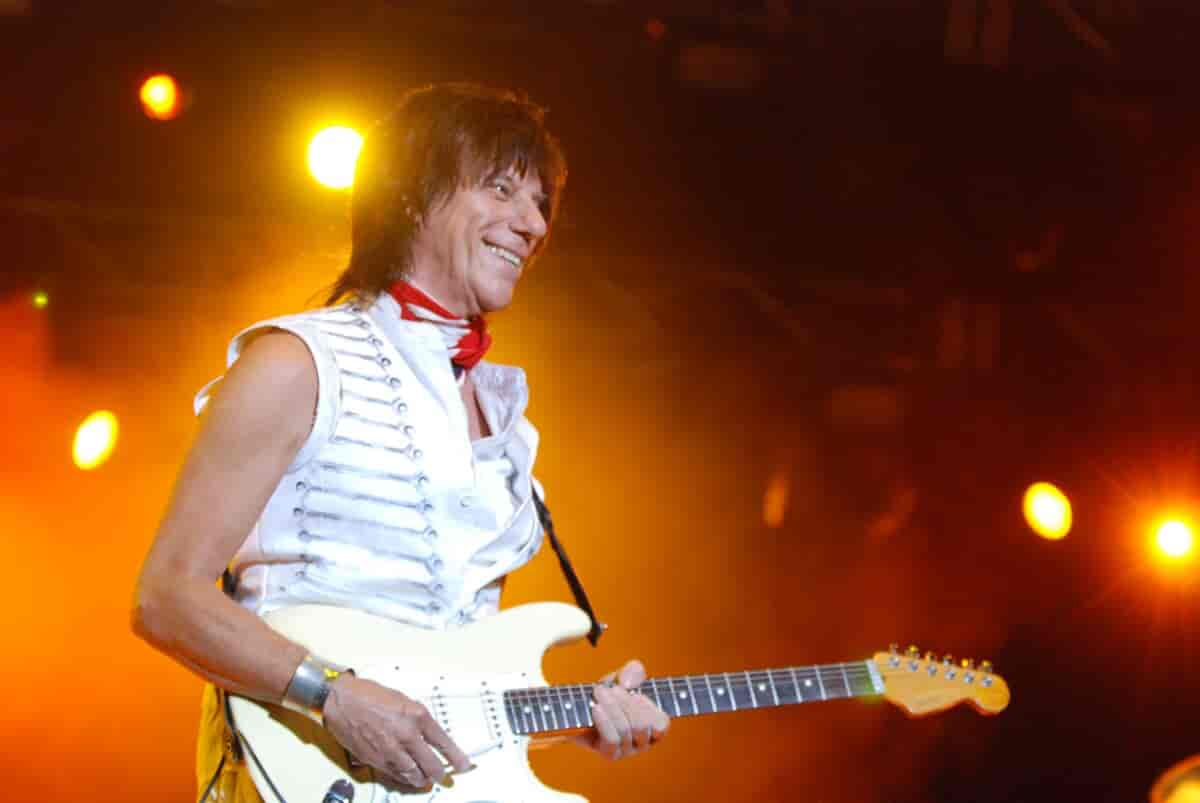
[229,603,1010,803]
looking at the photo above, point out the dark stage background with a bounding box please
[2,2,1198,801]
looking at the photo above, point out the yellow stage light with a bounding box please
[1155,520,1194,561]
[31,289,49,309]
[1022,482,1071,540]
[139,74,180,121]
[73,411,119,471]
[307,126,363,190]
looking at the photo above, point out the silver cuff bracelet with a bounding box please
[282,654,351,725]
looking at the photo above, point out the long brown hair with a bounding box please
[326,83,567,305]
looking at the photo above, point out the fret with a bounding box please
[545,688,560,731]
[584,685,597,728]
[504,693,518,734]
[744,670,758,708]
[516,693,534,734]
[572,685,587,728]
[766,670,781,706]
[789,667,804,704]
[776,669,798,705]
[851,663,874,696]
[665,676,682,717]
[722,672,738,711]
[703,673,719,714]
[839,664,852,698]
[682,676,699,715]
[579,686,595,729]
[533,690,548,732]
[814,666,827,700]
[822,665,846,699]
[557,687,574,729]
[647,680,665,714]
[555,686,573,730]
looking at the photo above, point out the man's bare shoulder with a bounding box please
[207,330,318,445]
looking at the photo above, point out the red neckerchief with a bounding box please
[387,281,492,372]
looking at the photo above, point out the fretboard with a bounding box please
[502,662,882,736]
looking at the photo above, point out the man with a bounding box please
[132,83,669,801]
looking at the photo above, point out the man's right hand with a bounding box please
[322,674,472,789]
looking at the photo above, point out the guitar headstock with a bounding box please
[872,645,1010,717]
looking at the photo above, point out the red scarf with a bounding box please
[387,281,492,371]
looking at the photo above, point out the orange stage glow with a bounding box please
[139,74,180,121]
[1022,482,1071,540]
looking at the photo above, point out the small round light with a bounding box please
[31,289,49,309]
[1022,482,1072,540]
[307,126,364,190]
[139,74,181,121]
[1155,520,1194,560]
[73,411,119,471]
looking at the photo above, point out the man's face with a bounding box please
[407,167,549,318]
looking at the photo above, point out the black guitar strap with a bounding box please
[531,486,607,646]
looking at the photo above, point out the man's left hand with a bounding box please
[573,659,670,760]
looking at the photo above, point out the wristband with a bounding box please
[282,654,353,725]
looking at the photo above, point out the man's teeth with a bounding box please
[486,244,522,267]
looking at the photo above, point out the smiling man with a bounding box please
[133,83,669,802]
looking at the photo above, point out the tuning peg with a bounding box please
[941,654,957,678]
[889,643,899,655]
[923,651,936,663]
[960,658,975,671]
[906,644,920,658]
[980,660,993,674]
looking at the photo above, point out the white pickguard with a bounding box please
[228,603,592,803]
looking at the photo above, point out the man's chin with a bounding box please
[479,284,517,314]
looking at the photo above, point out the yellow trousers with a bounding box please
[196,683,265,803]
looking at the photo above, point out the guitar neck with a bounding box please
[503,661,882,736]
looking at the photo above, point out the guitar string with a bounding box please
[501,665,881,722]
[503,665,879,701]
[501,673,878,735]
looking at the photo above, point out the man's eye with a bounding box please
[492,181,510,197]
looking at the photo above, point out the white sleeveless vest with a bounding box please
[194,294,544,630]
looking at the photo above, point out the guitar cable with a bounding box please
[197,691,291,803]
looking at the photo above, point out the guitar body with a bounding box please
[228,603,1011,802]
[229,602,593,803]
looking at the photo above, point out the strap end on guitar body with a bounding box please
[532,486,607,647]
